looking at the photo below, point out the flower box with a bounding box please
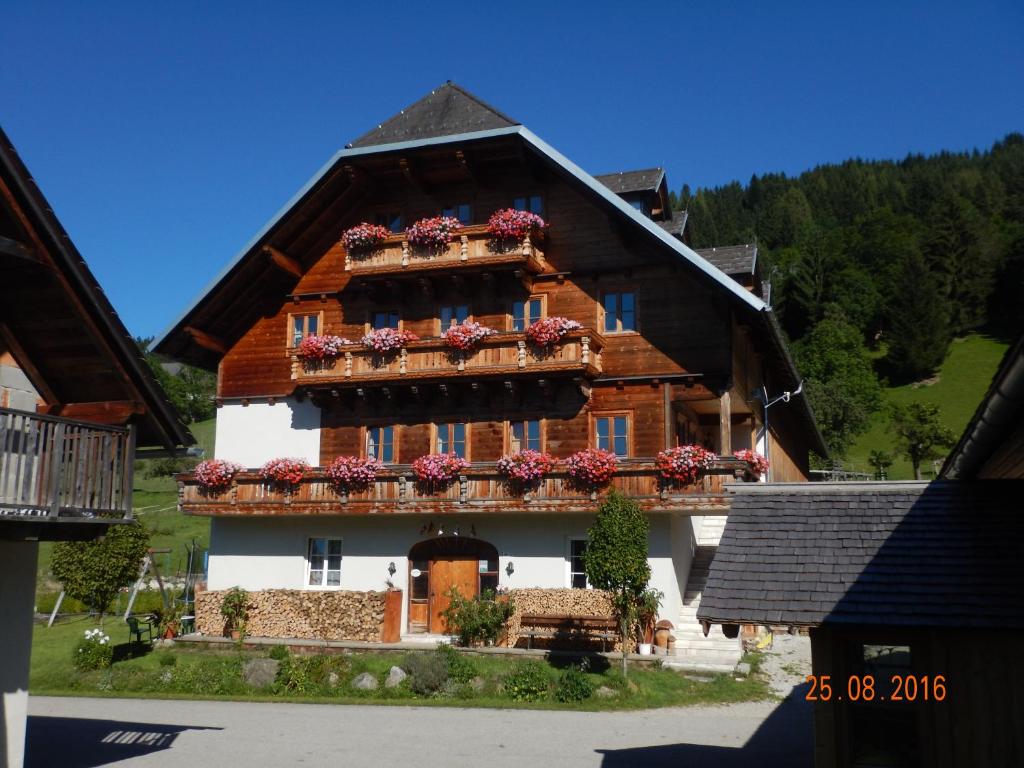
[193,459,244,493]
[412,453,469,488]
[442,320,498,352]
[496,449,556,488]
[486,208,546,241]
[361,327,418,354]
[735,449,769,477]
[340,222,390,252]
[406,216,462,251]
[563,448,618,489]
[655,445,717,486]
[326,455,383,493]
[260,457,310,488]
[296,334,350,361]
[525,316,582,348]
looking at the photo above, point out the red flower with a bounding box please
[193,459,243,492]
[496,450,556,486]
[260,457,309,488]
[442,320,498,352]
[406,216,462,250]
[563,448,618,489]
[656,445,717,485]
[296,334,350,360]
[525,316,582,348]
[341,223,390,251]
[326,455,383,492]
[486,208,546,240]
[735,449,769,477]
[412,453,469,488]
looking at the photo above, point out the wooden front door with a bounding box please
[429,556,479,633]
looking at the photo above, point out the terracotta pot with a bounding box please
[230,629,241,640]
[163,627,176,640]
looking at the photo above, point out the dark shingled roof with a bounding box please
[348,82,518,148]
[657,209,688,237]
[694,244,757,277]
[697,482,1024,629]
[594,168,665,195]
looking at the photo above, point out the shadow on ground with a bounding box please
[597,682,813,768]
[26,715,221,768]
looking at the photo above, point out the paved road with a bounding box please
[27,692,812,767]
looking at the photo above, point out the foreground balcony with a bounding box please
[0,407,134,521]
[289,329,604,387]
[176,457,758,517]
[343,224,546,276]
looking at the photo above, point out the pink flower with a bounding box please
[442,320,498,352]
[497,450,556,486]
[194,459,244,492]
[341,222,390,251]
[656,445,718,485]
[296,334,351,360]
[260,457,309,488]
[486,208,546,240]
[326,455,383,492]
[361,327,418,353]
[735,449,769,477]
[563,448,618,489]
[412,453,469,488]
[406,216,462,250]
[525,316,583,348]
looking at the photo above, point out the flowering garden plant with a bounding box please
[406,216,462,250]
[260,457,309,488]
[735,449,769,477]
[486,208,546,240]
[361,327,418,354]
[563,448,618,489]
[496,449,556,487]
[341,222,390,251]
[296,334,350,361]
[74,628,113,671]
[442,320,498,352]
[525,316,582,348]
[193,459,244,493]
[412,453,469,488]
[326,455,383,493]
[655,445,718,486]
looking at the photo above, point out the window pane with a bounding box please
[512,300,526,331]
[526,420,541,450]
[604,294,618,332]
[310,539,326,557]
[440,306,453,328]
[436,425,448,453]
[307,315,318,336]
[327,555,342,571]
[596,417,609,451]
[571,573,587,589]
[621,293,635,330]
[457,203,472,224]
[309,569,323,586]
[513,197,526,211]
[292,316,304,346]
[528,298,542,324]
[326,570,340,587]
[529,195,543,215]
[614,416,628,457]
[456,305,469,323]
[480,573,498,594]
[381,426,393,463]
[453,423,466,458]
[328,540,342,556]
[511,421,524,452]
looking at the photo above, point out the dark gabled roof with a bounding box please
[657,209,688,238]
[348,82,519,148]
[694,244,758,277]
[942,333,1024,479]
[697,482,1024,630]
[594,168,665,195]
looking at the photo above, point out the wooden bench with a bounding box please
[518,614,619,651]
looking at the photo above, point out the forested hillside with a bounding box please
[672,134,1024,461]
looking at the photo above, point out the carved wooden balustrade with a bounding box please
[177,457,758,517]
[343,224,545,276]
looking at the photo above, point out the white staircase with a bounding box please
[668,516,743,672]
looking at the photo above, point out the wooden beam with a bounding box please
[0,322,58,404]
[263,245,303,279]
[0,234,39,264]
[398,157,425,193]
[42,399,146,424]
[184,326,227,355]
[455,150,477,184]
[719,390,732,456]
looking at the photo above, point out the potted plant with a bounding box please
[496,449,556,492]
[486,208,546,242]
[220,586,249,640]
[405,215,462,252]
[635,588,664,654]
[296,334,350,362]
[563,448,618,491]
[156,603,184,640]
[326,455,383,494]
[735,448,769,478]
[340,222,390,253]
[193,459,244,494]
[259,457,309,491]
[441,320,497,353]
[525,316,582,349]
[360,327,418,354]
[655,445,718,486]
[411,452,469,490]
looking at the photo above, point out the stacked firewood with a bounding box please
[195,589,386,641]
[504,588,620,650]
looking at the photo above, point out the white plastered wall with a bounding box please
[214,398,321,466]
[207,513,689,635]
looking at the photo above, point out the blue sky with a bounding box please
[3,1,1022,339]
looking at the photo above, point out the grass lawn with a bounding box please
[845,333,1009,479]
[32,616,769,711]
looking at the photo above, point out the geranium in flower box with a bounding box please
[260,457,310,489]
[525,316,582,348]
[406,216,462,251]
[496,449,556,489]
[326,455,383,493]
[193,459,244,493]
[735,449,769,477]
[341,222,390,252]
[412,453,469,489]
[563,448,618,489]
[296,334,350,361]
[361,327,418,354]
[442,320,497,352]
[656,445,717,486]
[486,208,546,241]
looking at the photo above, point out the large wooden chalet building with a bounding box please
[157,83,825,663]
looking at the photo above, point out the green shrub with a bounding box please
[440,588,514,646]
[273,654,347,695]
[404,652,449,695]
[268,644,290,661]
[168,657,246,696]
[503,660,551,702]
[157,652,177,667]
[73,629,114,671]
[555,664,594,702]
[435,643,475,684]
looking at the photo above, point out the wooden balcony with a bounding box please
[289,329,604,388]
[177,457,757,518]
[0,407,135,521]
[343,224,545,276]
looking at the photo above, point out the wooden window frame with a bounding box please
[436,303,472,336]
[305,537,343,590]
[599,290,638,334]
[505,418,545,454]
[363,424,398,464]
[590,410,633,458]
[287,310,325,349]
[567,537,590,589]
[365,309,403,334]
[432,421,470,460]
[508,294,547,332]
[512,193,545,217]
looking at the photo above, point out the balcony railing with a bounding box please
[289,329,604,386]
[343,224,546,276]
[0,407,134,520]
[177,457,757,517]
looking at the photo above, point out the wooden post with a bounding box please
[719,391,732,457]
[663,383,674,450]
[381,589,403,643]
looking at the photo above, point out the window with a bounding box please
[509,419,542,452]
[289,312,321,348]
[441,202,472,224]
[594,414,629,457]
[366,426,394,463]
[374,211,403,233]
[307,538,342,588]
[439,304,470,330]
[479,555,499,594]
[568,539,589,589]
[511,297,544,331]
[435,422,467,458]
[370,310,400,330]
[513,194,544,215]
[602,292,636,333]
[629,198,650,216]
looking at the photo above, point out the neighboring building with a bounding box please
[0,127,192,768]
[698,335,1024,767]
[156,83,825,664]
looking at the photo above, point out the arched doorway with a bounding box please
[407,537,499,634]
